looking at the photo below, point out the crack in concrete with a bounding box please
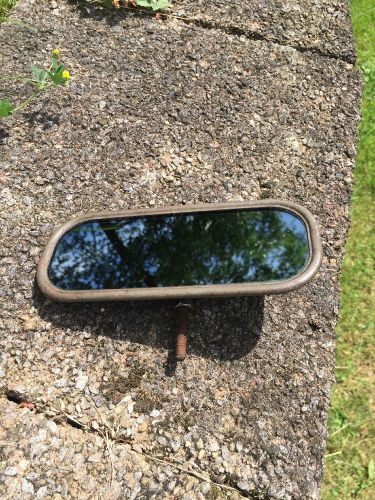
[73,2,355,66]
[2,395,252,498]
[174,16,355,66]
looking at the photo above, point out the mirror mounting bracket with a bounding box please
[175,301,192,361]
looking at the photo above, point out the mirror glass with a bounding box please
[48,209,310,290]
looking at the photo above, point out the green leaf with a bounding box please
[136,0,171,11]
[49,70,66,86]
[49,62,69,86]
[31,65,47,86]
[0,99,15,117]
[51,59,63,73]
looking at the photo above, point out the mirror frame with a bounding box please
[37,200,322,302]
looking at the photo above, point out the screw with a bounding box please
[175,302,192,361]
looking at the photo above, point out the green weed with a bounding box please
[0,49,71,118]
[103,0,171,12]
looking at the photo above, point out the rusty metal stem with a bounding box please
[176,303,191,361]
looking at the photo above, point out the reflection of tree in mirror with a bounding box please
[48,209,309,290]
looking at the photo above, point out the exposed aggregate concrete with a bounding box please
[0,0,361,498]
[174,0,356,63]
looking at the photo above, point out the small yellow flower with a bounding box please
[52,48,60,57]
[62,70,71,80]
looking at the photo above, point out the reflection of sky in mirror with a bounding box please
[48,209,309,290]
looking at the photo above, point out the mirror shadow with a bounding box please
[32,280,264,371]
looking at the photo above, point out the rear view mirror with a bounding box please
[37,201,322,360]
[37,201,321,300]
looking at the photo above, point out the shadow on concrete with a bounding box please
[0,127,9,145]
[69,0,152,25]
[32,280,263,373]
[25,109,61,129]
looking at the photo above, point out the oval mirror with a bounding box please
[37,201,322,302]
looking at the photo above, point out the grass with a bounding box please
[0,0,374,497]
[322,0,375,498]
[0,0,16,20]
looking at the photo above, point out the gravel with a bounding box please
[0,0,361,498]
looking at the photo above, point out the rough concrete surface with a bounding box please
[174,0,356,63]
[0,0,361,498]
[1,397,234,499]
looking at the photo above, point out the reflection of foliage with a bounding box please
[49,209,309,290]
